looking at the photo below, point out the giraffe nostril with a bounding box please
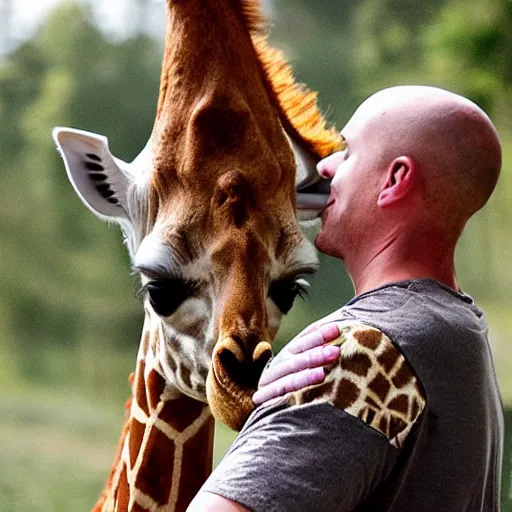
[209,339,273,430]
[219,350,248,387]
[218,340,272,390]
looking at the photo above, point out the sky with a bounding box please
[3,0,167,53]
[4,0,273,50]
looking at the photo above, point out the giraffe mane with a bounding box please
[229,0,268,37]
[232,0,345,157]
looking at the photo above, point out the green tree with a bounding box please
[0,2,161,391]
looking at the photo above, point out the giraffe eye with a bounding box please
[146,279,197,317]
[269,278,309,315]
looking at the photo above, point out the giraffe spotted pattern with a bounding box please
[98,345,214,512]
[290,322,426,449]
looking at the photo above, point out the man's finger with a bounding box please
[258,344,340,387]
[253,367,326,405]
[288,323,341,354]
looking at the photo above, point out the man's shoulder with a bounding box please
[311,280,483,348]
[303,279,431,335]
[346,279,481,323]
[289,321,426,449]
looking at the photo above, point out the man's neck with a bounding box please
[353,263,458,296]
[346,231,458,296]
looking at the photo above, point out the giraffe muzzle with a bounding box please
[207,337,272,431]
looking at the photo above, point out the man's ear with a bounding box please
[377,156,416,208]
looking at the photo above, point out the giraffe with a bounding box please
[53,0,344,510]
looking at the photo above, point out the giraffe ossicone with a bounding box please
[53,0,344,510]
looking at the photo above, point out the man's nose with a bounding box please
[316,153,337,179]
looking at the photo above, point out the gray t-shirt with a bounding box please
[203,279,504,511]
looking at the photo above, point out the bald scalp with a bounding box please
[356,86,502,237]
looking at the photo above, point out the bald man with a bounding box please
[189,86,504,511]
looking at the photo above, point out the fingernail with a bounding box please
[308,367,325,384]
[252,390,263,405]
[320,323,339,339]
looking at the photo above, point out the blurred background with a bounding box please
[1,0,511,509]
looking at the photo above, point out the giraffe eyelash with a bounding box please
[269,276,310,315]
[137,278,199,317]
[135,277,198,299]
[294,278,310,299]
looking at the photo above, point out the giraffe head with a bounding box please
[53,0,344,430]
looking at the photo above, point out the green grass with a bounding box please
[0,389,237,512]
[0,392,121,511]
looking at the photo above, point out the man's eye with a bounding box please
[146,279,196,317]
[269,278,309,315]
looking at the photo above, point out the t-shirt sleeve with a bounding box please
[202,322,426,512]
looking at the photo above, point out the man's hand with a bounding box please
[253,323,341,405]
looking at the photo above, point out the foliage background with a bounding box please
[1,0,511,509]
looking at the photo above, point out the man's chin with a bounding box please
[315,230,345,260]
[315,231,333,256]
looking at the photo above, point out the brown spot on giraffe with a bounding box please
[369,372,391,402]
[334,378,360,409]
[354,329,382,350]
[135,424,176,506]
[116,465,130,512]
[392,360,414,388]
[176,415,215,510]
[147,369,166,410]
[129,419,146,468]
[340,352,372,377]
[135,360,149,417]
[388,394,410,415]
[159,397,206,433]
[377,343,401,373]
[301,381,335,403]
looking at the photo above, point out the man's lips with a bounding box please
[321,199,335,216]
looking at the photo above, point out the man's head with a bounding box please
[315,86,502,264]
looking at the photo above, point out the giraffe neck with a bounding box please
[156,0,249,115]
[152,0,276,155]
[93,344,215,512]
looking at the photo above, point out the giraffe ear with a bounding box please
[53,127,133,222]
[289,136,331,221]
